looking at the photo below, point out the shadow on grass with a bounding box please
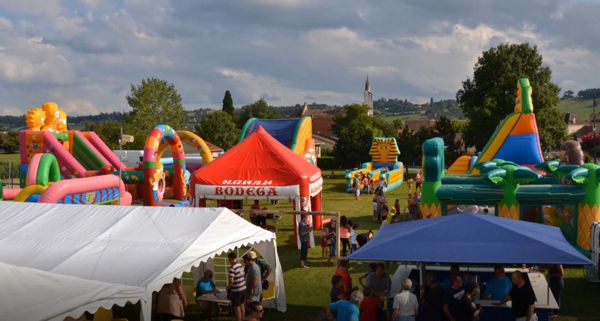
[262,304,325,321]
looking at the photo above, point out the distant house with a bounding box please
[205,141,225,158]
[297,103,339,155]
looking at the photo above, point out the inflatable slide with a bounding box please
[345,137,404,192]
[448,78,544,174]
[239,117,317,164]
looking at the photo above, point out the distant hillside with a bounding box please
[0,112,124,130]
[374,98,463,120]
[558,98,596,122]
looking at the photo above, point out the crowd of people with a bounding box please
[153,250,272,321]
[325,262,564,321]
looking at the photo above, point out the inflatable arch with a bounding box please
[143,125,186,206]
[157,130,214,165]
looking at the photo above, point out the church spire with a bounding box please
[363,74,373,116]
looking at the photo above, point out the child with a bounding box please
[330,275,344,303]
[349,223,359,253]
[372,195,378,222]
[321,226,330,258]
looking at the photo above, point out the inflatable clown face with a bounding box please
[150,163,166,202]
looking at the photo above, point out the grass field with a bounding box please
[381,113,428,122]
[558,98,596,122]
[0,153,19,164]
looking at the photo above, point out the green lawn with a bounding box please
[0,153,19,164]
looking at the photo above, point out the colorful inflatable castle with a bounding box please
[447,78,544,174]
[3,102,213,207]
[420,78,600,252]
[345,137,404,192]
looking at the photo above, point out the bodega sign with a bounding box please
[215,186,277,197]
[195,184,300,200]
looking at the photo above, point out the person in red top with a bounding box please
[335,259,353,299]
[360,288,380,321]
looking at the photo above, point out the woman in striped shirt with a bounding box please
[228,252,247,321]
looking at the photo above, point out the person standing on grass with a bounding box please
[335,259,353,300]
[366,263,391,321]
[391,278,418,321]
[349,223,359,253]
[228,252,247,321]
[157,277,187,321]
[331,275,345,303]
[420,272,444,321]
[243,254,263,304]
[326,290,364,321]
[328,219,338,265]
[196,270,217,321]
[360,287,380,321]
[299,215,312,268]
[497,271,537,321]
[354,175,361,200]
[443,275,465,321]
[548,264,564,316]
[340,217,351,257]
[484,265,512,301]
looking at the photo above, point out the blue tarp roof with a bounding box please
[348,214,592,265]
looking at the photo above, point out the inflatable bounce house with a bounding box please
[345,137,404,192]
[2,102,214,207]
[239,117,317,164]
[420,78,600,251]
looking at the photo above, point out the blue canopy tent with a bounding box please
[349,214,592,265]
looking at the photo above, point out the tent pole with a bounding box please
[419,262,424,291]
[336,211,341,266]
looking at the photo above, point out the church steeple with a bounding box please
[364,75,373,116]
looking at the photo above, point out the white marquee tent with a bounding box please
[0,202,286,321]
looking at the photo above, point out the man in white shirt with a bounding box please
[391,278,418,321]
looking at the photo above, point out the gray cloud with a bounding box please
[0,0,599,115]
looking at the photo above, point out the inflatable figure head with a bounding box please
[25,107,46,130]
[41,102,60,131]
[56,109,68,132]
[369,137,400,164]
[560,140,584,165]
[515,78,533,114]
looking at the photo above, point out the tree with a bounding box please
[222,90,235,116]
[333,121,375,168]
[125,78,186,132]
[239,99,277,125]
[195,111,239,150]
[433,116,463,165]
[84,120,144,150]
[456,43,564,151]
[562,90,574,99]
[0,131,18,153]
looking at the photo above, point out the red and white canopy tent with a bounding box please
[190,126,323,247]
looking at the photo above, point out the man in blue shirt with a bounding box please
[484,265,512,300]
[326,290,363,321]
[196,270,216,298]
[196,270,217,321]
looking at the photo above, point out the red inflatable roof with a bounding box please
[191,126,322,189]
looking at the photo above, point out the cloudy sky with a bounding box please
[0,0,599,115]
